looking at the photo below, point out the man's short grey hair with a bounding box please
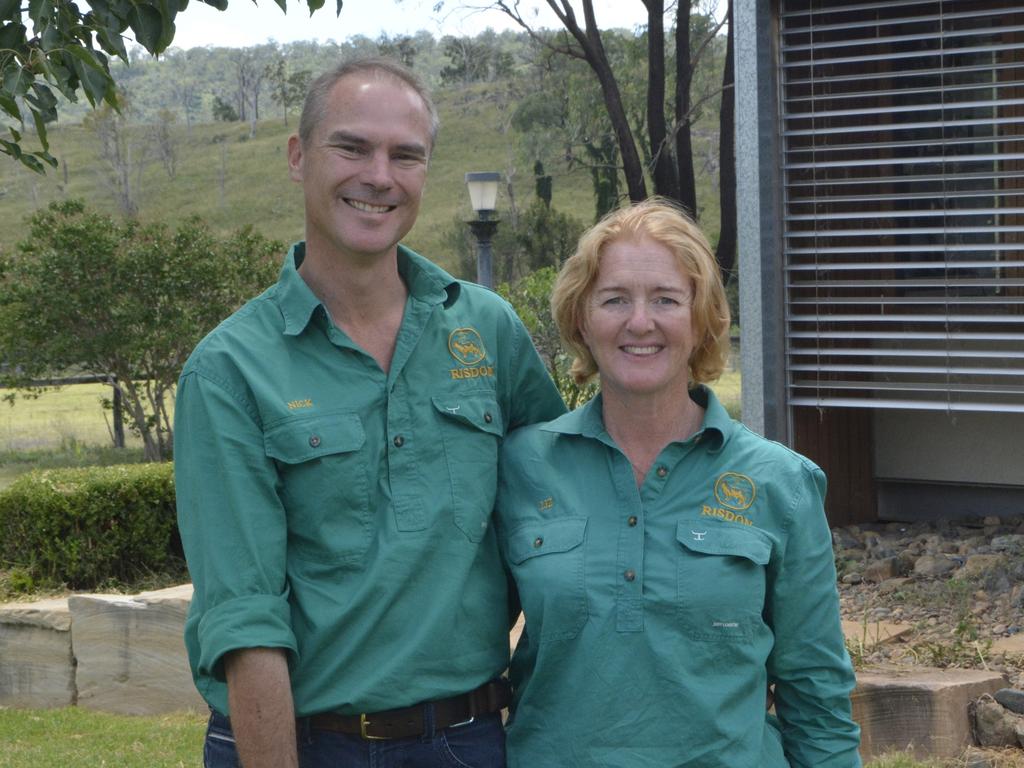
[298,56,440,151]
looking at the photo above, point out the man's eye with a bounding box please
[394,153,425,165]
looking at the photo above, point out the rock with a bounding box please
[913,554,959,578]
[984,516,1003,528]
[841,573,863,585]
[991,535,1024,552]
[69,585,205,715]
[971,693,1021,747]
[992,635,1024,655]
[961,554,1005,578]
[964,751,995,768]
[0,597,76,708]
[877,577,910,596]
[832,527,862,550]
[995,688,1024,715]
[864,557,902,583]
[855,666,1006,759]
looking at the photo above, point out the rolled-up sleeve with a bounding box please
[176,368,298,684]
[766,465,862,768]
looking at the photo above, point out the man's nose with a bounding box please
[361,151,394,189]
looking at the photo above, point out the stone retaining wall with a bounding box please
[0,585,1014,762]
[0,584,205,715]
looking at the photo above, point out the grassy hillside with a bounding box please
[0,87,573,276]
[0,83,721,276]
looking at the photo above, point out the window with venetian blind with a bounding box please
[779,0,1024,412]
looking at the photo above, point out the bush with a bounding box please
[0,463,179,589]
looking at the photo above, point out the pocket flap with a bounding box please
[432,394,504,437]
[264,411,365,463]
[675,521,771,565]
[508,517,588,564]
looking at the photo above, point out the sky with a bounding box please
[169,0,651,49]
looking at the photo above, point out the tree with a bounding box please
[82,96,146,216]
[265,55,311,127]
[485,0,737,279]
[499,268,596,410]
[0,200,283,460]
[0,0,340,172]
[211,94,239,122]
[377,33,417,69]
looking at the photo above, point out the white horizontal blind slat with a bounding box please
[779,0,1024,413]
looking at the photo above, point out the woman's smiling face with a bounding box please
[581,236,697,403]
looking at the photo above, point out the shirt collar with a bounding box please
[541,384,735,452]
[275,242,459,336]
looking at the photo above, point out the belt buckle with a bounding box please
[359,713,388,740]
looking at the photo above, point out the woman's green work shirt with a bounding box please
[496,387,861,768]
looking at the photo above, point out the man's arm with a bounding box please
[225,648,299,768]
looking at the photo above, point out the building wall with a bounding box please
[874,411,1024,487]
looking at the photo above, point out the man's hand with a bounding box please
[225,647,299,768]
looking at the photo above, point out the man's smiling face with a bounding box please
[288,71,432,264]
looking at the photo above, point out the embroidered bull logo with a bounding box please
[448,328,487,366]
[714,472,756,511]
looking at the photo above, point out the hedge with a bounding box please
[0,463,179,589]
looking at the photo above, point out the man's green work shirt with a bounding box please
[496,387,860,768]
[175,243,565,718]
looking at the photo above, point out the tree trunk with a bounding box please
[715,0,738,282]
[674,0,698,217]
[646,0,680,200]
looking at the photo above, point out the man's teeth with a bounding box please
[623,345,659,355]
[348,200,392,213]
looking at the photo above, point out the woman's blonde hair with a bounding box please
[551,197,732,387]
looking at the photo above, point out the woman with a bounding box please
[495,199,861,767]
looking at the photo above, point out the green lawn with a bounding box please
[0,706,983,767]
[0,707,206,768]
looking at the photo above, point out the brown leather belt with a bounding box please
[307,679,511,740]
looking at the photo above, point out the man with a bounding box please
[175,57,565,768]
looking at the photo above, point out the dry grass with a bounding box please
[0,383,140,452]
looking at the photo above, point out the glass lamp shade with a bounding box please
[464,171,501,214]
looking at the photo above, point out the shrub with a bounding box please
[0,463,178,589]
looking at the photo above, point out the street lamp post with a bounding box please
[465,171,501,289]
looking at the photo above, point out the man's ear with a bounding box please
[287,134,304,182]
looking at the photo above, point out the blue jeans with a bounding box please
[204,708,506,768]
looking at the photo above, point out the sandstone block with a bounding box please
[69,584,204,715]
[852,665,1006,759]
[0,598,75,708]
[841,620,912,649]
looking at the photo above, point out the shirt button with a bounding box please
[627,515,638,527]
[656,466,668,478]
[533,537,544,548]
[483,412,493,424]
[308,435,321,448]
[624,569,636,582]
[393,435,405,448]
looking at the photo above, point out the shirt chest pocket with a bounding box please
[507,517,589,643]
[264,411,371,565]
[675,521,771,641]
[432,392,504,543]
